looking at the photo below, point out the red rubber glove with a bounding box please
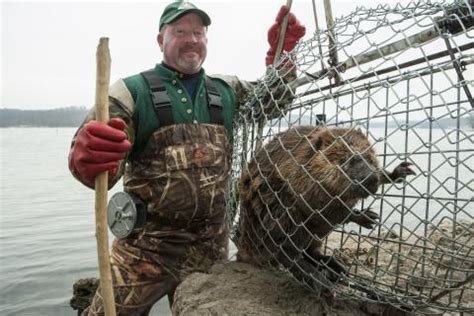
[69,118,131,188]
[265,5,306,66]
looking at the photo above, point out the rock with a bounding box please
[172,261,415,316]
[70,277,99,315]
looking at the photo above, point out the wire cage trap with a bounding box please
[227,0,474,314]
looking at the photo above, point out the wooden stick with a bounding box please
[94,37,116,316]
[273,0,293,64]
[311,0,325,71]
[256,0,293,151]
[323,0,341,85]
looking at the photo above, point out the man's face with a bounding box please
[158,13,208,74]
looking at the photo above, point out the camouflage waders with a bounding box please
[84,123,231,315]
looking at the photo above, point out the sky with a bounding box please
[1,0,414,110]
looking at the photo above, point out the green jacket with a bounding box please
[121,64,243,157]
[71,63,296,188]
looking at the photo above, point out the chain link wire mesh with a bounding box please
[227,0,473,314]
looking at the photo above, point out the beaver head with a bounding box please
[302,127,381,201]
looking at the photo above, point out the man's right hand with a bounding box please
[265,5,306,66]
[69,118,131,187]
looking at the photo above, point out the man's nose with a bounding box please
[184,32,198,43]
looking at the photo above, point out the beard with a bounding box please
[176,56,203,74]
[175,45,206,74]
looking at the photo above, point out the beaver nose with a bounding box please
[362,173,379,195]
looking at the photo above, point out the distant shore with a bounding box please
[0,106,88,127]
[1,106,472,129]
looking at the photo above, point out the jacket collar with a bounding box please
[157,63,205,80]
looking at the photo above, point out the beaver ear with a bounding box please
[314,137,324,151]
[354,127,363,134]
[349,126,362,134]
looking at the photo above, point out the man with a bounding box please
[69,1,305,314]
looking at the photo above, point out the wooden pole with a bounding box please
[311,0,325,70]
[273,0,293,63]
[323,0,341,85]
[94,37,116,316]
[256,0,294,151]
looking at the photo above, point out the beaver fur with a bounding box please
[237,126,415,288]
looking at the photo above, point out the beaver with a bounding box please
[237,126,415,289]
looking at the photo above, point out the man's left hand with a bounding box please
[266,5,306,66]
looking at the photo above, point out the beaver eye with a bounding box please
[349,155,363,165]
[314,137,323,151]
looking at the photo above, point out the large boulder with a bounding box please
[172,261,412,316]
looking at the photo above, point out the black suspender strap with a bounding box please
[141,69,224,127]
[205,77,224,125]
[141,70,174,127]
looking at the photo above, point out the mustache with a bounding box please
[180,44,201,53]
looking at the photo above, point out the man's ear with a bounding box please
[157,33,164,52]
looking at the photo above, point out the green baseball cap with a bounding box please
[159,1,211,30]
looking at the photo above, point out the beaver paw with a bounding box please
[305,260,346,293]
[388,162,416,183]
[304,253,347,281]
[348,208,379,229]
[318,255,347,283]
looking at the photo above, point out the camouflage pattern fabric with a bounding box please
[83,124,231,315]
[71,65,297,314]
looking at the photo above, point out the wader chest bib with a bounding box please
[113,70,231,280]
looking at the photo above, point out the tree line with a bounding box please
[0,106,88,127]
[1,106,472,129]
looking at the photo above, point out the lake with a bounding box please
[0,128,171,315]
[0,126,472,315]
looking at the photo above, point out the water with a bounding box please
[1,127,472,315]
[0,128,170,315]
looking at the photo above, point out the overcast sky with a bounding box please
[2,0,412,110]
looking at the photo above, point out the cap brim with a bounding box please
[166,9,211,28]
